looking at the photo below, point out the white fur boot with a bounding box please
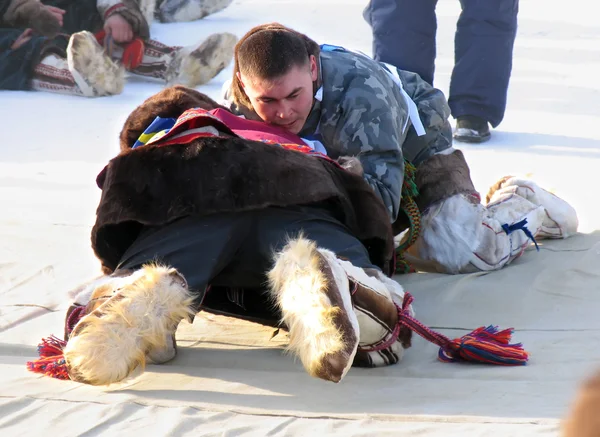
[165,32,237,87]
[268,237,360,383]
[268,236,413,382]
[410,191,548,273]
[157,0,233,22]
[31,31,124,97]
[63,265,194,385]
[115,33,237,88]
[486,176,579,239]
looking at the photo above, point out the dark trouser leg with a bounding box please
[449,0,519,127]
[250,205,378,272]
[0,29,63,91]
[364,0,438,85]
[116,212,254,299]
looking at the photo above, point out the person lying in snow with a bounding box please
[28,85,535,387]
[32,85,414,385]
[0,0,237,96]
[223,23,580,274]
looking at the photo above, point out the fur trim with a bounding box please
[267,236,359,383]
[158,0,233,22]
[485,175,513,204]
[415,149,478,212]
[64,264,194,385]
[337,156,364,177]
[165,32,237,88]
[67,31,124,97]
[146,333,177,364]
[68,269,138,307]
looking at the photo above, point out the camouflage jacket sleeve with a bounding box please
[97,0,150,39]
[396,69,453,163]
[333,74,407,222]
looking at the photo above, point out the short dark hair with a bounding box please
[231,23,320,109]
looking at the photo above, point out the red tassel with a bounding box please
[438,326,529,365]
[27,335,71,380]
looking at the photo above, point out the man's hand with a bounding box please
[27,3,65,37]
[44,5,65,27]
[10,28,33,49]
[104,14,134,43]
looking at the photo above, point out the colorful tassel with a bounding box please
[396,293,529,366]
[438,325,529,365]
[26,335,70,380]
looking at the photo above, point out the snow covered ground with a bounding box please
[1,1,599,435]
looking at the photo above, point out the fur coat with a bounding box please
[91,86,397,279]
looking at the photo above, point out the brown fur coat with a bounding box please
[91,86,395,275]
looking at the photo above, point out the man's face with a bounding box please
[238,55,318,134]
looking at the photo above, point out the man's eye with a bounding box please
[288,94,299,100]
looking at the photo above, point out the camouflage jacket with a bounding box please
[226,47,452,222]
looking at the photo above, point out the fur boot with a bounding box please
[338,264,413,368]
[268,237,359,383]
[410,181,578,274]
[32,31,124,97]
[112,33,237,88]
[63,264,194,385]
[157,0,233,22]
[409,191,547,273]
[409,150,578,273]
[267,236,413,383]
[486,176,579,239]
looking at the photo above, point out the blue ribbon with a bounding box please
[502,218,540,251]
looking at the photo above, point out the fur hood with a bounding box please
[91,86,396,275]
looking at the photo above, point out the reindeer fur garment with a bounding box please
[91,86,395,275]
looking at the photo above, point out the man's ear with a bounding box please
[236,71,245,89]
[309,55,318,81]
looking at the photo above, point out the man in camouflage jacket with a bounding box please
[226,23,579,274]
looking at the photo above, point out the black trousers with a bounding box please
[117,205,378,299]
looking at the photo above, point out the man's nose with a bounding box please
[276,102,291,119]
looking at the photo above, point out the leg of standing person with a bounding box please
[450,0,519,143]
[363,0,438,85]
